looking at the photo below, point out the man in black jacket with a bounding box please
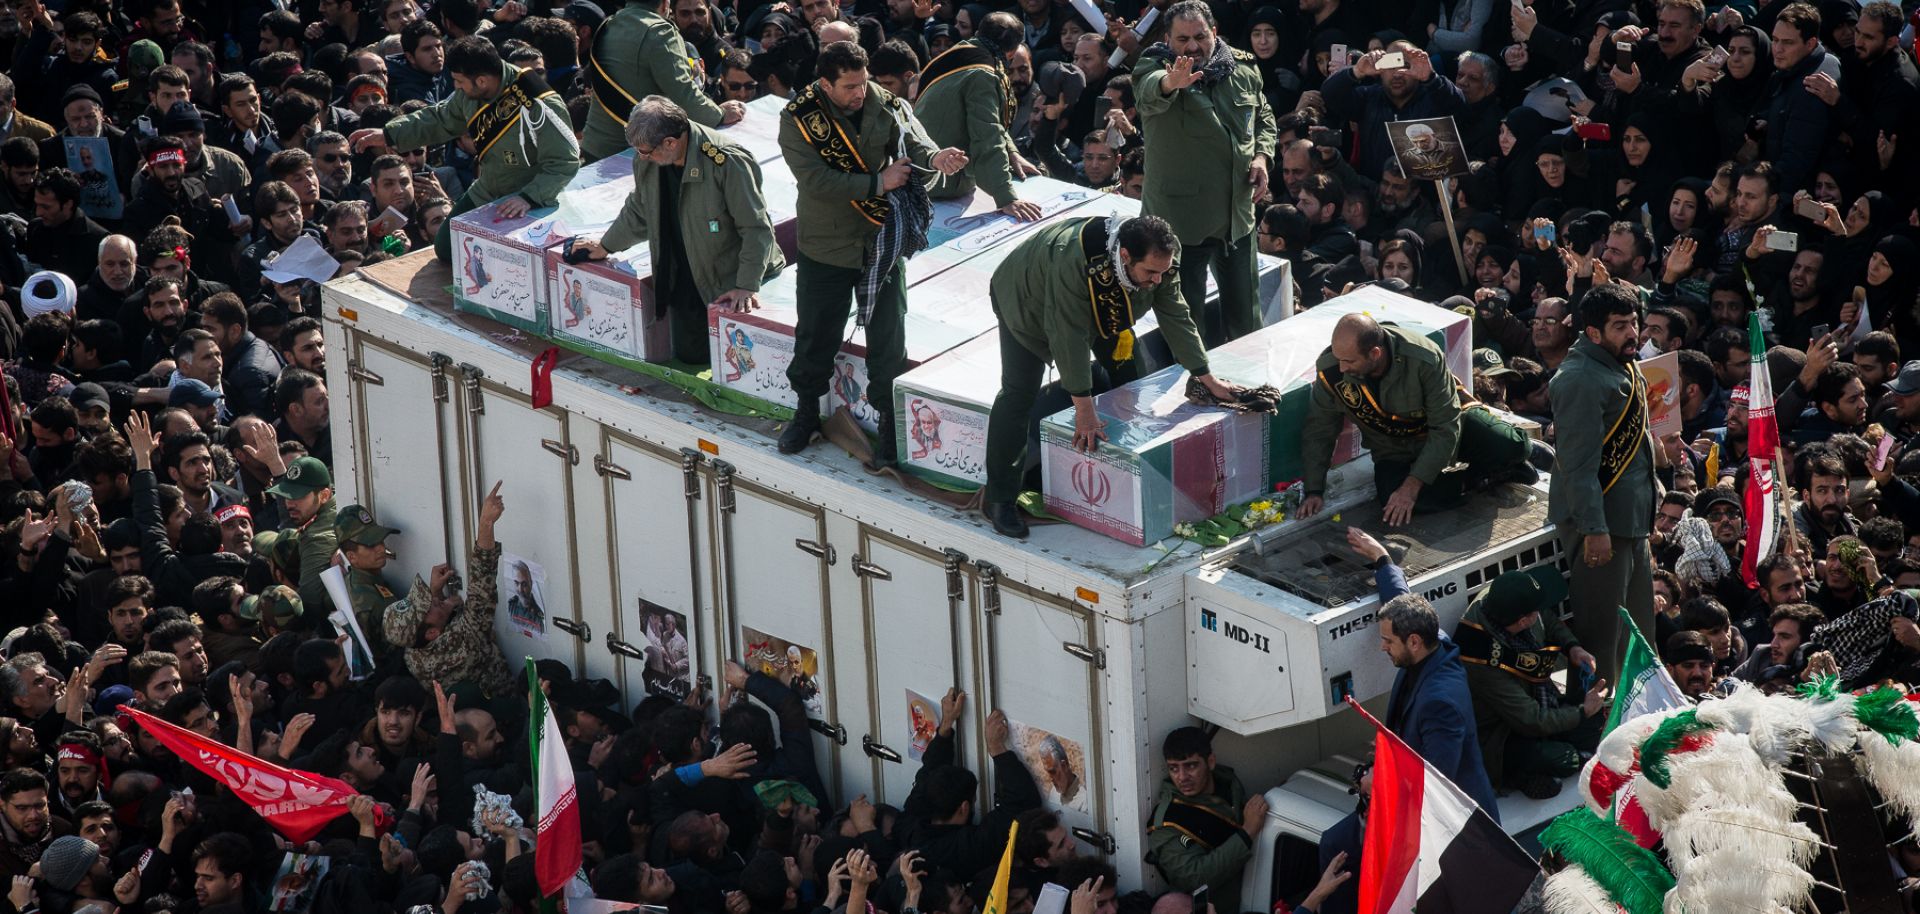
[24,169,108,282]
[898,688,1042,879]
[201,294,283,419]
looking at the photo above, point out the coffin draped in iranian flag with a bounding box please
[1038,288,1472,545]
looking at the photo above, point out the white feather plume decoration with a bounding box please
[1857,721,1920,832]
[1542,864,1620,914]
[1674,848,1817,911]
[1595,708,1677,776]
[1577,755,1607,813]
[1694,682,1822,764]
[1634,734,1781,828]
[1803,692,1860,753]
[1663,806,1822,870]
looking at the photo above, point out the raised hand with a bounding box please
[1162,55,1200,91]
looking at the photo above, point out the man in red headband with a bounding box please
[121,135,242,286]
[53,735,109,819]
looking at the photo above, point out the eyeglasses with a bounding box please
[1705,508,1742,521]
[725,80,758,92]
[320,153,347,163]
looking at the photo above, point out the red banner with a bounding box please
[119,706,357,843]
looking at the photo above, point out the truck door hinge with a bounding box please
[1062,642,1106,669]
[809,719,848,746]
[976,560,1002,616]
[552,617,591,643]
[605,633,645,659]
[429,352,453,402]
[862,735,902,763]
[541,438,580,465]
[1071,827,1117,855]
[593,453,632,480]
[943,548,968,601]
[795,538,837,566]
[458,363,485,414]
[678,448,704,500]
[712,460,736,514]
[346,359,384,386]
[850,554,891,580]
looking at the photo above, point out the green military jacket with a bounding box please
[1455,599,1585,788]
[913,40,1019,205]
[991,216,1211,397]
[384,61,579,209]
[778,80,940,270]
[1302,325,1460,496]
[601,122,786,298]
[1133,46,1276,245]
[581,1,726,161]
[1548,337,1656,538]
[1147,764,1252,914]
[294,498,339,630]
[346,565,399,657]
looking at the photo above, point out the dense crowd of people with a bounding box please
[0,0,1919,909]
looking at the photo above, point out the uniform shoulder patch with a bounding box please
[111,79,129,93]
[377,584,395,598]
[702,141,727,166]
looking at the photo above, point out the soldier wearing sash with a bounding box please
[912,12,1043,221]
[1549,283,1658,682]
[1455,568,1607,797]
[774,41,969,458]
[980,214,1241,539]
[580,0,742,163]
[1297,313,1535,528]
[351,37,581,262]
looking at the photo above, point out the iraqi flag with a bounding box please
[1349,699,1537,914]
[528,658,582,899]
[1741,312,1781,587]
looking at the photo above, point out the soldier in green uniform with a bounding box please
[1146,727,1267,914]
[981,214,1241,539]
[912,11,1043,221]
[775,41,969,461]
[1454,568,1607,798]
[336,504,401,662]
[263,455,338,632]
[1549,283,1658,681]
[1133,1,1277,347]
[349,37,581,263]
[575,96,785,366]
[1296,312,1535,527]
[580,0,743,162]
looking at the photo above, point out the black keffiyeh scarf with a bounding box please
[1813,590,1920,686]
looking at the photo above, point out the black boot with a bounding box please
[984,500,1029,539]
[778,399,822,454]
[872,411,899,468]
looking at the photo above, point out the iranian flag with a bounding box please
[1350,700,1537,914]
[528,658,582,900]
[1741,312,1781,587]
[1602,607,1687,735]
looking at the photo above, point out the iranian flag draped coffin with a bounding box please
[542,153,800,366]
[1039,288,1471,545]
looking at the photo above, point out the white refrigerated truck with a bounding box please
[321,265,1571,909]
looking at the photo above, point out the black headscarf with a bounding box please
[1869,236,1920,349]
[1656,177,1716,247]
[1246,7,1302,113]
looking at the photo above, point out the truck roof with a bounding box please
[338,254,1244,593]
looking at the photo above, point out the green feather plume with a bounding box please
[1796,675,1842,702]
[1539,808,1675,914]
[1638,708,1712,789]
[1854,686,1920,745]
